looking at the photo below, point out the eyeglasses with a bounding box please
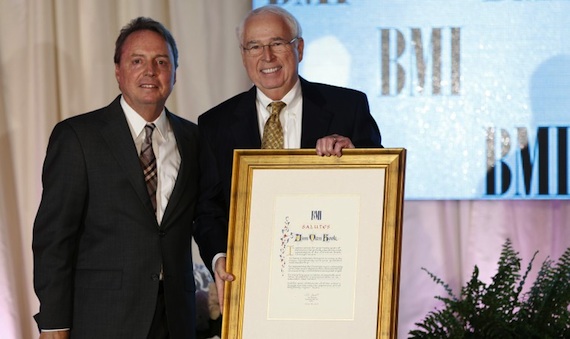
[241,37,299,57]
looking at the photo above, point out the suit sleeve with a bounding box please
[32,121,88,330]
[351,91,383,148]
[193,121,228,273]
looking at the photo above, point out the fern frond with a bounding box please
[421,267,457,300]
[409,240,570,339]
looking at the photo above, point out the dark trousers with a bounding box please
[147,281,169,339]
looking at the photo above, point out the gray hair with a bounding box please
[236,5,302,44]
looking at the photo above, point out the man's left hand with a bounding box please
[316,134,354,157]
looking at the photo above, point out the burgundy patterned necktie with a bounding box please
[140,123,157,213]
[261,101,286,149]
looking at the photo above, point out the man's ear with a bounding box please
[115,64,120,83]
[297,37,304,63]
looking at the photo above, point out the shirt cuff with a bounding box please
[212,252,227,273]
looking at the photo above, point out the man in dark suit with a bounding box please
[32,17,230,339]
[195,8,382,332]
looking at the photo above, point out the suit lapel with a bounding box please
[232,80,333,148]
[98,96,155,217]
[234,81,333,148]
[230,86,262,148]
[299,78,334,148]
[160,112,191,228]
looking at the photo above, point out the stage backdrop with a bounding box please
[1,2,569,339]
[255,0,570,200]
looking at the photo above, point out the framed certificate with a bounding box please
[222,148,406,339]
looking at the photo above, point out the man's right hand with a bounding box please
[214,256,235,313]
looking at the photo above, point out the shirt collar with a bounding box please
[120,95,169,140]
[256,78,301,114]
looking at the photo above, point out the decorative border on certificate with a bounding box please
[222,148,406,339]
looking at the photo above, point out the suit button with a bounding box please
[158,230,166,237]
[151,274,160,281]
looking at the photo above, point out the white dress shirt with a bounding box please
[256,79,303,148]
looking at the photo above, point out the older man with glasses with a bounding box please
[194,8,382,335]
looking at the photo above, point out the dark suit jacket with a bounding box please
[196,77,382,227]
[32,95,226,339]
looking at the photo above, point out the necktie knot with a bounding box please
[143,123,156,143]
[269,101,286,117]
[262,101,286,149]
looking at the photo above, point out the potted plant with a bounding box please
[409,239,570,338]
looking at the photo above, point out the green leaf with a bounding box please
[409,240,570,339]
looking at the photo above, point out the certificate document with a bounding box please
[267,195,359,320]
[235,160,400,339]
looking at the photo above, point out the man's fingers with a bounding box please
[316,134,354,156]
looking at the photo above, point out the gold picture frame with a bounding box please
[222,148,406,339]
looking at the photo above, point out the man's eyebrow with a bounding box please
[245,37,287,45]
[128,52,170,59]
